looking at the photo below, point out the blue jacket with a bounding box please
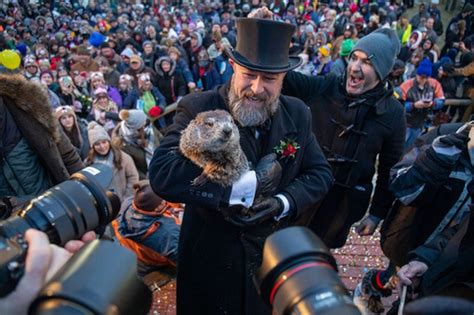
[176,58,194,84]
[117,197,182,263]
[123,87,166,111]
[192,63,222,91]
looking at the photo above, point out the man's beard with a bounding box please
[228,78,280,127]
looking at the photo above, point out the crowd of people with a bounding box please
[1,0,474,314]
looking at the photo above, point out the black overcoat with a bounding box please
[149,83,333,315]
[283,72,406,248]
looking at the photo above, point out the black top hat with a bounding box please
[225,18,302,73]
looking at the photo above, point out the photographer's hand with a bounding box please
[64,230,96,253]
[0,229,96,315]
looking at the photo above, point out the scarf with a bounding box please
[92,150,114,169]
[119,122,156,166]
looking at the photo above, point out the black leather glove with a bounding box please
[250,197,284,220]
[435,122,473,150]
[219,197,284,227]
[438,132,469,150]
[255,153,282,197]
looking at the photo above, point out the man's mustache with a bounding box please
[241,89,269,102]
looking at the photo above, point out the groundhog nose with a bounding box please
[223,127,232,137]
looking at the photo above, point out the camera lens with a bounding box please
[254,227,360,315]
[0,165,120,246]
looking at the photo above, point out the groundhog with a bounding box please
[179,109,249,187]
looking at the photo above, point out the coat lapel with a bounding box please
[262,100,298,156]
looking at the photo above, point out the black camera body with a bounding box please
[0,164,120,298]
[0,234,28,297]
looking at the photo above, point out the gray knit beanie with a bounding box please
[350,28,401,80]
[88,121,111,147]
[119,109,147,130]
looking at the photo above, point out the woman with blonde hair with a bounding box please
[89,71,123,108]
[87,87,119,133]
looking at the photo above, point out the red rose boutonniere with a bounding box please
[274,139,300,159]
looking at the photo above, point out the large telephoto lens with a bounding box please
[0,164,120,245]
[254,227,361,315]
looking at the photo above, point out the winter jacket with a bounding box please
[123,87,166,112]
[154,57,187,105]
[214,55,233,84]
[283,72,406,247]
[175,58,194,84]
[149,82,333,314]
[116,196,182,267]
[399,77,445,129]
[0,74,84,198]
[382,123,474,296]
[192,63,222,91]
[71,59,100,73]
[107,86,123,108]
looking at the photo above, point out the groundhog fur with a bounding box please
[179,110,249,187]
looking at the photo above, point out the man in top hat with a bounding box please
[149,17,333,315]
[266,5,407,249]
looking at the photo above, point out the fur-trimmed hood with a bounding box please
[0,74,60,143]
[154,56,177,77]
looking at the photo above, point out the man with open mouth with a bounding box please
[283,27,406,249]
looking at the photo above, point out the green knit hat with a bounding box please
[340,39,355,57]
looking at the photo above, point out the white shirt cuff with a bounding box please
[274,194,290,221]
[229,170,257,208]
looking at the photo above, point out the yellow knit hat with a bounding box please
[318,44,332,58]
